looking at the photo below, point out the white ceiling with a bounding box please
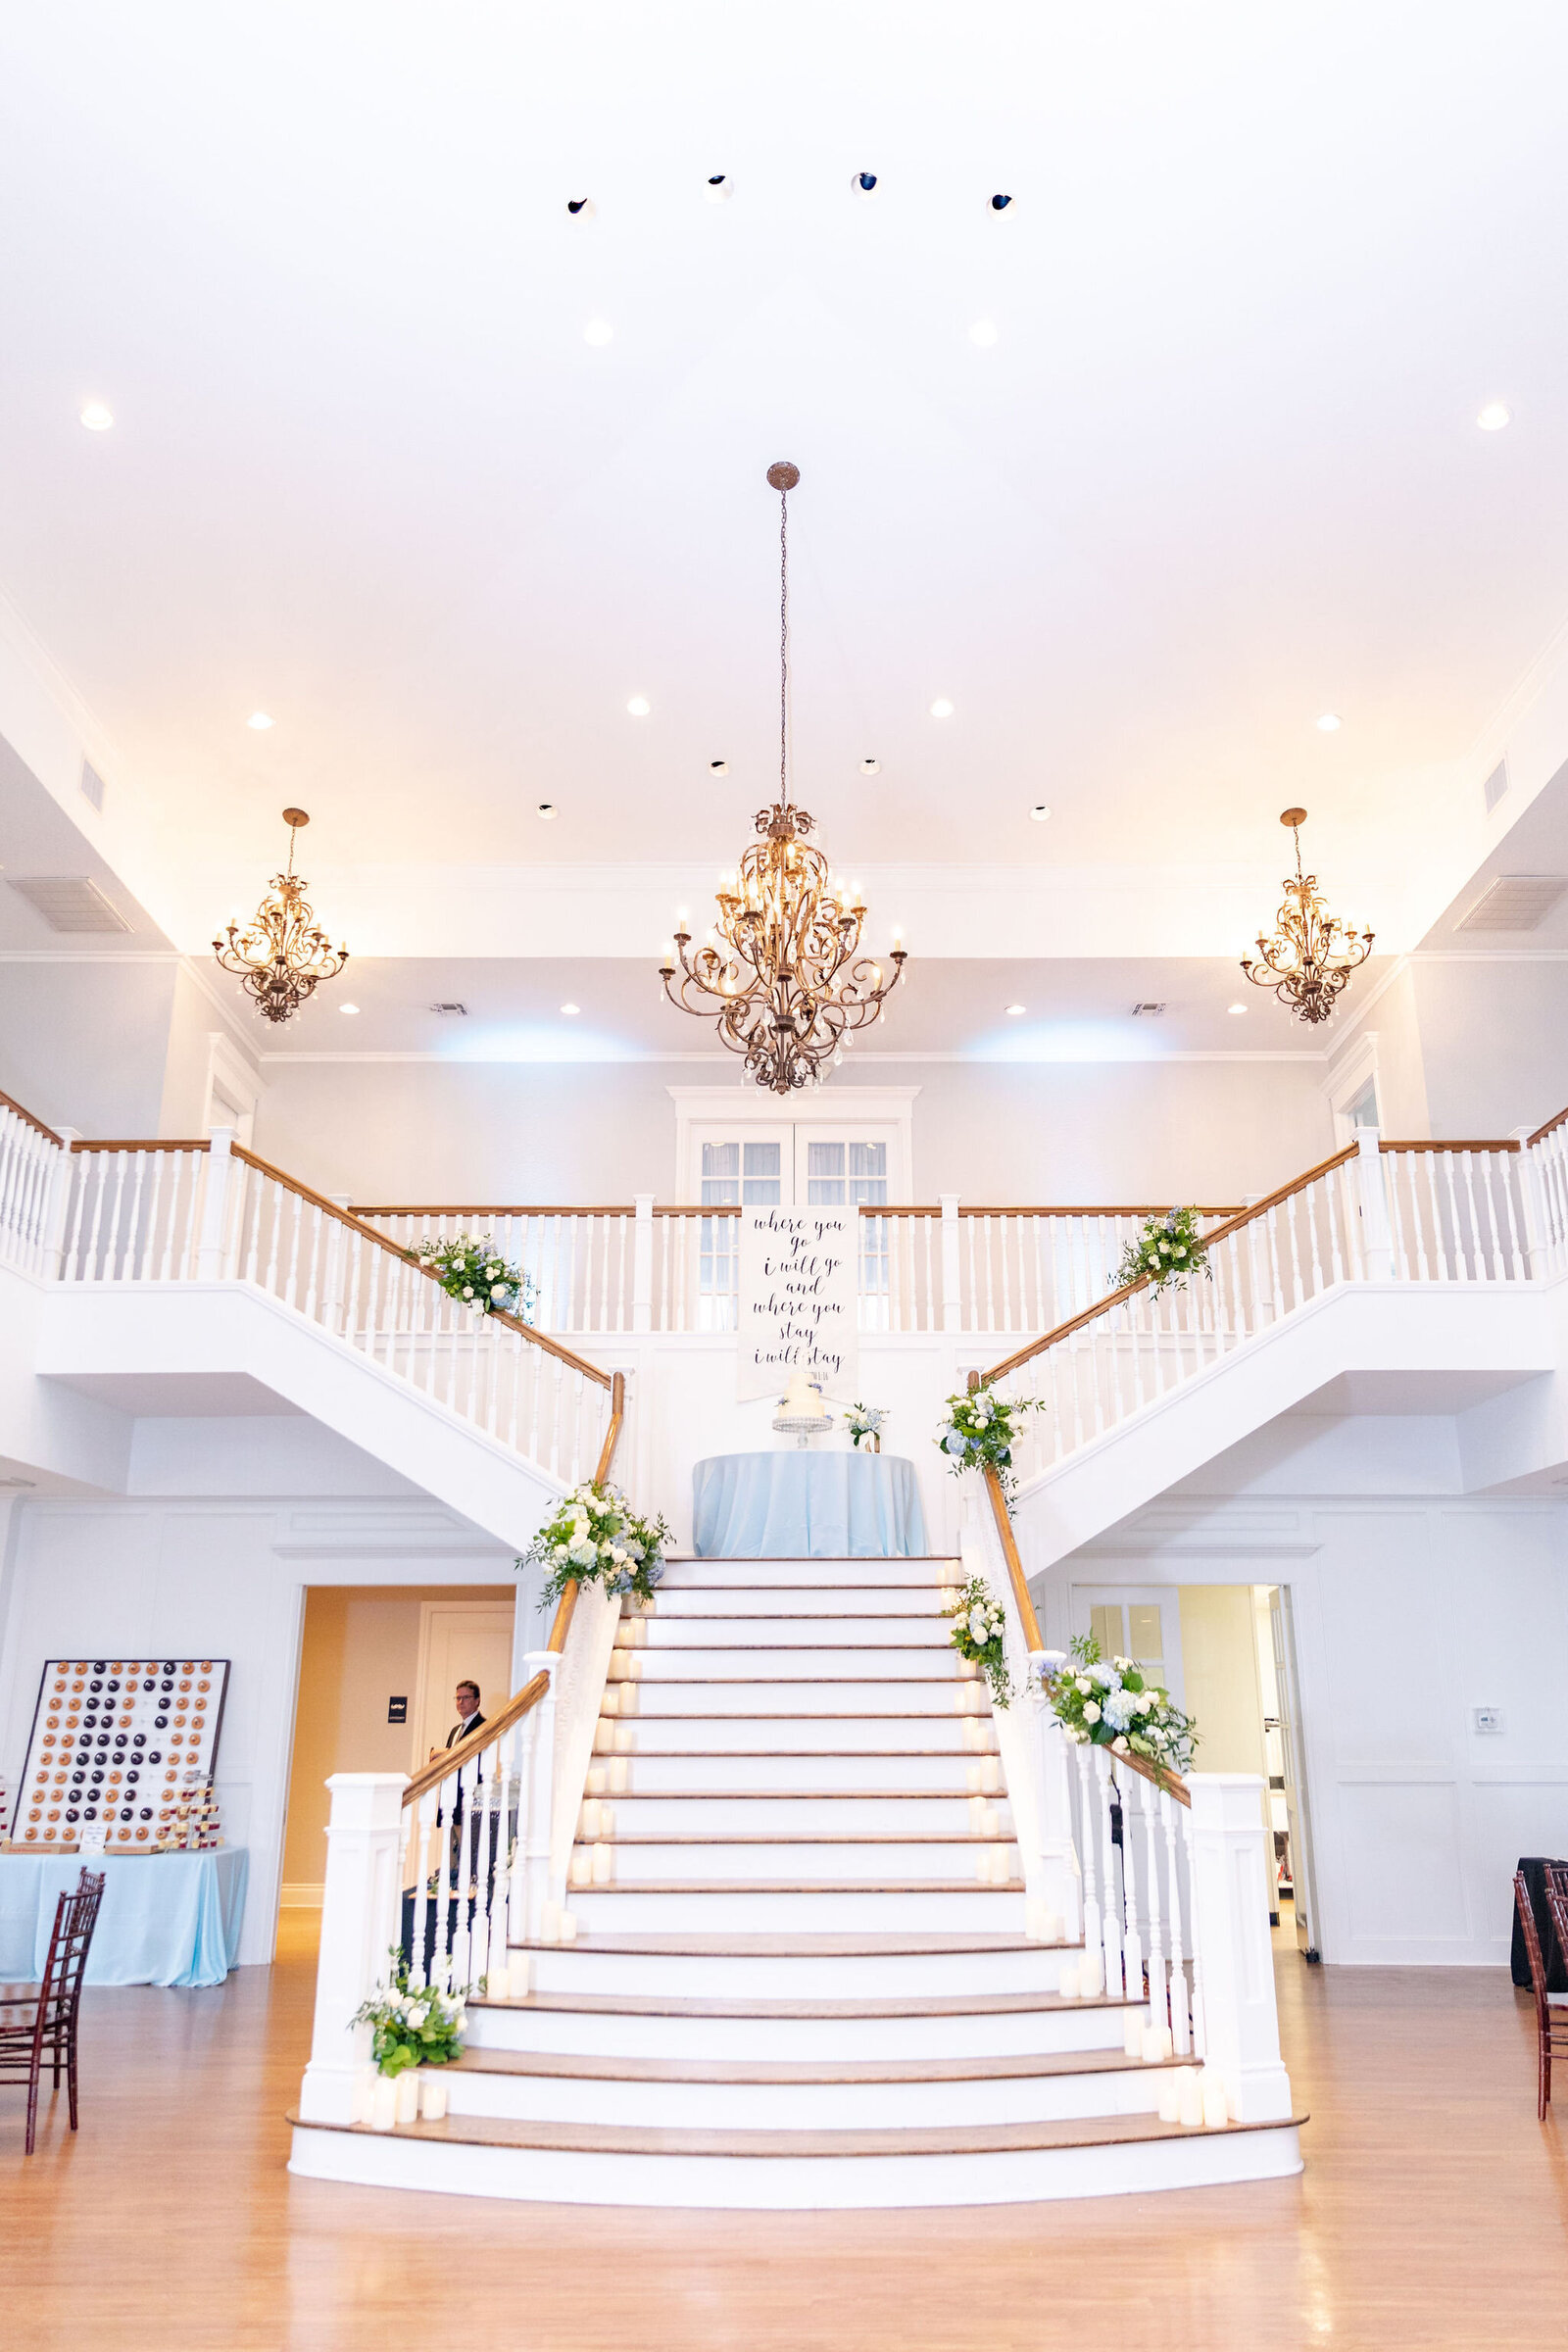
[2,3,1567,999]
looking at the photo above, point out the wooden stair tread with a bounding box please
[448,2047,1177,2086]
[511,1931,1061,1954]
[565,1879,1027,1894]
[471,1986,1081,2020]
[602,1748,998,1758]
[292,2110,1305,2161]
[572,1833,1013,1847]
[601,1789,997,1802]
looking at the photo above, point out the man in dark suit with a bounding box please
[445,1678,486,1749]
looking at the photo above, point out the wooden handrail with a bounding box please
[0,1088,63,1146]
[982,1144,1361,1385]
[977,1460,1045,1653]
[400,1670,550,1809]
[1529,1102,1568,1148]
[1108,1741,1191,1808]
[1377,1136,1520,1153]
[352,1199,1244,1220]
[72,1137,212,1153]
[228,1146,613,1388]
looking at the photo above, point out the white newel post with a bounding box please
[1186,1774,1293,2123]
[197,1124,236,1280]
[1510,1126,1547,1277]
[1352,1129,1393,1282]
[40,1128,81,1278]
[939,1194,961,1331]
[517,1650,559,1936]
[297,1772,408,2125]
[632,1194,655,1332]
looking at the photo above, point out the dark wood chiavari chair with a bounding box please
[0,1868,106,2152]
[1513,1866,1568,2121]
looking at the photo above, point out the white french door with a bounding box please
[680,1113,906,1329]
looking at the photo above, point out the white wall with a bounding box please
[0,957,178,1137]
[1410,956,1568,1141]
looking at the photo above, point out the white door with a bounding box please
[796,1131,894,1329]
[1269,1587,1321,1957]
[413,1601,516,1771]
[693,1131,788,1330]
[1073,1587,1186,1703]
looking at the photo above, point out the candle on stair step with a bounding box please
[617,1685,638,1716]
[1056,1958,1080,1999]
[978,1757,1002,1794]
[607,1757,629,1794]
[608,1653,627,1682]
[613,1726,635,1753]
[586,1767,607,1796]
[980,1805,1001,1839]
[420,2076,449,2122]
[560,1911,578,1942]
[592,1721,612,1753]
[591,1841,612,1885]
[369,2075,399,2132]
[1025,1897,1049,1941]
[1177,2068,1204,2129]
[568,1849,592,1888]
[1200,2073,1230,2130]
[969,1794,987,1828]
[580,1798,601,1839]
[395,2073,420,2125]
[539,1899,562,1943]
[966,1764,983,1793]
[601,1688,620,1717]
[506,1952,531,1997]
[1124,2010,1146,2058]
[613,1620,633,1649]
[1078,1950,1104,1998]
[597,1804,615,1838]
[1156,2072,1182,2125]
[1142,2022,1174,2064]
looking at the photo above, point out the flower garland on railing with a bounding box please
[846,1402,888,1452]
[1113,1205,1210,1296]
[943,1573,1012,1708]
[408,1233,537,1322]
[935,1384,1045,1499]
[1039,1635,1197,1787]
[353,1946,466,2076]
[520,1481,672,1612]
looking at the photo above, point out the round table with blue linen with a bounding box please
[691,1450,930,1558]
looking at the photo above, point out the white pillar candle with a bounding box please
[1124,2010,1146,2058]
[395,2071,420,2125]
[607,1757,629,1794]
[539,1899,562,1941]
[369,2075,399,2132]
[966,1764,983,1793]
[960,1718,984,1751]
[613,1726,634,1753]
[613,1620,632,1648]
[978,1757,1002,1794]
[1056,1958,1080,2000]
[635,1616,650,1645]
[627,1652,644,1680]
[1200,2073,1230,2130]
[980,1805,1001,1839]
[1177,2068,1204,2129]
[353,2066,377,2125]
[568,1848,592,1888]
[1144,2023,1174,2063]
[1078,1949,1104,1998]
[506,1952,531,1997]
[580,1798,601,1839]
[969,1794,987,1829]
[1025,1896,1048,1941]
[592,1721,612,1753]
[420,2076,449,2122]
[601,1688,620,1717]
[608,1651,626,1681]
[597,1804,615,1838]
[618,1686,638,1717]
[591,1840,612,1885]
[975,1850,994,1885]
[586,1766,607,1796]
[1156,2073,1182,2124]
[559,1910,578,1942]
[1044,1911,1063,1943]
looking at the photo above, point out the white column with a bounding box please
[40,1127,81,1279]
[632,1193,655,1333]
[1510,1126,1547,1277]
[1025,1674,1083,1937]
[1353,1129,1393,1282]
[939,1194,962,1331]
[1187,1773,1294,2122]
[197,1124,236,1280]
[296,1772,408,2125]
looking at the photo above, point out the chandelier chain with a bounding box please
[779,479,790,808]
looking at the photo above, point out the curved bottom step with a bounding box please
[288,2109,1304,2209]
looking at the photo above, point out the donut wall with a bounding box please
[9,1657,230,1852]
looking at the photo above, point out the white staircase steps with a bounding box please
[290,1548,1305,2205]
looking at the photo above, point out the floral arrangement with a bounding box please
[943,1573,1012,1708]
[846,1403,888,1451]
[408,1233,536,1322]
[1114,1205,1209,1296]
[520,1481,672,1611]
[1039,1635,1197,1786]
[935,1384,1044,1498]
[353,1947,466,2078]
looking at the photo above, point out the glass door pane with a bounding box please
[696,1134,787,1330]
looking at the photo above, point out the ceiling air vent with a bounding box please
[429,1001,468,1016]
[8,875,130,933]
[1483,760,1509,814]
[79,759,106,813]
[1130,1001,1166,1016]
[1454,876,1568,933]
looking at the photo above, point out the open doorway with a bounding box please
[278,1583,518,1943]
[1071,1579,1320,1958]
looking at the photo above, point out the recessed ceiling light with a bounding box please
[1227,1003,1248,1015]
[537,802,557,818]
[929,698,955,719]
[969,320,999,348]
[626,695,651,717]
[246,711,274,730]
[1030,804,1052,822]
[1005,1003,1026,1016]
[78,400,114,431]
[560,1002,580,1016]
[565,197,596,220]
[583,318,613,347]
[1316,712,1342,732]
[339,1002,361,1016]
[859,758,880,774]
[710,758,729,775]
[990,193,1013,213]
[1477,400,1512,432]
[705,174,732,203]
[852,171,879,199]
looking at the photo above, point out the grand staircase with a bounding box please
[291,1548,1303,2206]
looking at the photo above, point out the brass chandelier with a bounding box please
[214,807,349,1024]
[1241,807,1373,1026]
[659,461,906,1093]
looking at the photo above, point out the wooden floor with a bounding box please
[3,1910,1565,2351]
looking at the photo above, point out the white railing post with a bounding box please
[1510,1126,1548,1277]
[632,1193,655,1333]
[197,1125,236,1279]
[1187,1774,1294,2123]
[296,1771,408,2125]
[1353,1130,1393,1282]
[518,1650,558,1936]
[940,1194,962,1331]
[40,1128,81,1279]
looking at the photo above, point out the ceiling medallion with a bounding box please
[659,461,906,1093]
[1241,807,1373,1026]
[214,807,349,1024]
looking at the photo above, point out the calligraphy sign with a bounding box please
[737,1208,858,1402]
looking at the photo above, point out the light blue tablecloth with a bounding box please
[693,1450,930,1558]
[0,1848,248,1987]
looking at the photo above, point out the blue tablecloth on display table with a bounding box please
[692,1450,929,1558]
[0,1847,247,1987]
